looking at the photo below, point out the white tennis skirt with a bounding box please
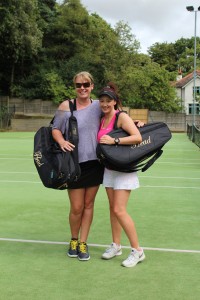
[102,168,140,190]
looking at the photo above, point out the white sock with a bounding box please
[131,247,142,253]
[113,242,121,249]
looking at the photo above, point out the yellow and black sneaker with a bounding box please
[67,239,78,258]
[78,242,90,261]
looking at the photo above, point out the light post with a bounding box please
[186,6,200,141]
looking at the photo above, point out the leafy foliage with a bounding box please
[0,0,191,112]
[0,0,43,93]
[148,37,200,75]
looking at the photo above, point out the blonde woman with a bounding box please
[52,72,104,261]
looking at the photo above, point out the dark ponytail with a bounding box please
[99,81,123,110]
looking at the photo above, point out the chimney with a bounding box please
[177,68,182,81]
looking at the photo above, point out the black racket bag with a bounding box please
[96,122,172,173]
[33,101,81,189]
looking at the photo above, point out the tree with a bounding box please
[0,0,43,94]
[114,21,140,53]
[148,42,177,72]
[0,0,182,112]
[148,37,200,75]
[175,37,200,74]
[87,18,141,90]
[110,54,180,112]
[45,0,90,60]
[37,0,57,34]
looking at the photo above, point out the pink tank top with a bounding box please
[97,111,118,141]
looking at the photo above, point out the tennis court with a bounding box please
[0,132,200,300]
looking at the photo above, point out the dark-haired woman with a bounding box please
[97,82,145,268]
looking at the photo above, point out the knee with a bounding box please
[112,206,125,218]
[70,204,83,216]
[84,199,95,210]
[110,202,118,214]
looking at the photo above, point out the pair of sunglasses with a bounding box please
[75,82,91,88]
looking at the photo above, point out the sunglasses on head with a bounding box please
[75,82,91,88]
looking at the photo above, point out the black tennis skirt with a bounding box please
[67,160,104,189]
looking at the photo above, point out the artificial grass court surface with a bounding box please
[0,132,200,300]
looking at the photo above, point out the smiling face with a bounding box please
[99,95,116,115]
[74,74,94,100]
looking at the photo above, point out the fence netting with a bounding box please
[187,124,200,148]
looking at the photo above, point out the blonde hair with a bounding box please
[73,71,94,84]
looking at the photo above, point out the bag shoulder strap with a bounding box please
[69,99,74,115]
[50,99,78,151]
[67,100,81,177]
[68,99,78,144]
[114,110,144,130]
[114,111,127,129]
[130,148,163,172]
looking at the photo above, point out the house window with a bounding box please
[197,104,200,115]
[197,87,200,95]
[193,86,200,95]
[189,103,200,115]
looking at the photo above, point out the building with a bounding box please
[174,70,200,115]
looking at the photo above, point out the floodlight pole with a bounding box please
[186,6,200,141]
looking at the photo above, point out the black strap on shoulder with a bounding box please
[68,100,78,144]
[68,99,74,115]
[114,111,127,129]
[114,110,144,130]
[72,98,77,111]
[50,117,54,126]
[67,100,80,179]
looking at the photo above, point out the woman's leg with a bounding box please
[106,187,122,245]
[112,190,139,249]
[79,185,100,242]
[68,188,85,239]
[68,185,100,242]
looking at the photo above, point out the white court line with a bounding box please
[157,162,200,165]
[140,176,200,180]
[159,158,200,161]
[0,157,200,165]
[0,180,41,184]
[0,154,199,160]
[1,172,200,181]
[0,180,200,189]
[141,185,200,189]
[0,154,32,157]
[0,172,37,174]
[0,237,199,254]
[0,158,31,160]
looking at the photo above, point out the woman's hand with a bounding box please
[52,129,75,152]
[100,135,114,145]
[135,120,145,127]
[60,140,75,152]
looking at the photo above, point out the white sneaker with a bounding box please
[121,248,145,268]
[102,243,122,260]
